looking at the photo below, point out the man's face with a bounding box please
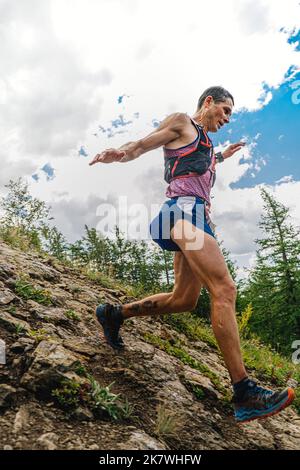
[205,97,233,133]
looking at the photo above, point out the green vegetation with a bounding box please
[14,278,53,306]
[84,269,120,290]
[1,178,300,414]
[188,384,206,400]
[74,363,88,377]
[163,312,218,349]
[239,188,300,354]
[143,332,229,399]
[51,374,134,421]
[160,314,300,413]
[7,306,17,315]
[64,309,81,322]
[52,380,81,408]
[15,323,26,335]
[28,328,49,343]
[87,374,134,420]
[155,403,183,437]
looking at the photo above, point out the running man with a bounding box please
[89,86,295,423]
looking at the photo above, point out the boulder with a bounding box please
[0,385,17,410]
[20,340,82,392]
[0,311,30,332]
[0,288,16,305]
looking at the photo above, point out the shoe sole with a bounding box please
[95,305,124,350]
[236,388,295,424]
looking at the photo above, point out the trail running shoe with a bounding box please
[96,303,124,350]
[233,380,295,423]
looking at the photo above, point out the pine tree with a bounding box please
[0,178,53,249]
[244,188,300,353]
[41,225,68,261]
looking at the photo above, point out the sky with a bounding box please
[1,0,300,278]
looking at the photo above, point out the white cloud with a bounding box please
[1,0,300,279]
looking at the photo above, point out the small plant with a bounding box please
[28,328,49,343]
[189,384,206,400]
[64,309,81,322]
[7,306,17,315]
[70,286,82,294]
[86,375,123,420]
[118,398,135,420]
[85,269,120,290]
[52,380,81,409]
[163,313,218,349]
[51,374,132,421]
[154,403,183,438]
[238,303,253,338]
[15,323,26,335]
[14,278,53,306]
[74,362,88,377]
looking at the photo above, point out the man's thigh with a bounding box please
[172,251,203,299]
[171,220,232,293]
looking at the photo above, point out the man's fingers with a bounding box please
[232,142,245,148]
[89,149,126,166]
[89,154,102,166]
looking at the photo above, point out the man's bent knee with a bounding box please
[211,280,237,305]
[169,293,198,312]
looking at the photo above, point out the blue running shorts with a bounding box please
[149,196,215,251]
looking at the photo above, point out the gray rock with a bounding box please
[11,338,35,353]
[0,288,15,305]
[13,405,30,433]
[0,384,17,409]
[72,406,94,421]
[20,340,82,392]
[0,263,15,280]
[33,307,70,325]
[37,432,59,450]
[0,311,30,333]
[27,262,61,283]
[88,443,99,450]
[116,430,167,450]
[63,339,97,357]
[181,366,223,400]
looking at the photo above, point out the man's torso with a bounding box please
[164,114,199,150]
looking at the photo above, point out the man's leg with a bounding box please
[171,220,295,422]
[95,250,203,349]
[122,251,203,318]
[171,219,247,384]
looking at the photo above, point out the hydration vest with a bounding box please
[164,119,215,184]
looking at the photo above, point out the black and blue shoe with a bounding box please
[96,303,124,350]
[233,380,295,423]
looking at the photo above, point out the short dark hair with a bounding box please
[197,86,234,110]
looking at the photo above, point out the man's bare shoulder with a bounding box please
[161,112,190,130]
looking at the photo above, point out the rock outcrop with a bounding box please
[1,239,300,450]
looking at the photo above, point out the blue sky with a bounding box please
[1,0,300,274]
[216,67,300,189]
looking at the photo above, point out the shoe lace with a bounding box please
[248,382,274,403]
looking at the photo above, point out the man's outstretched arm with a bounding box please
[89,113,189,166]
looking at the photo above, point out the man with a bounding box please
[89,86,295,423]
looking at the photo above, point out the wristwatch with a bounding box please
[215,152,224,163]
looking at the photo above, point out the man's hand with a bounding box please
[223,141,245,160]
[89,149,127,166]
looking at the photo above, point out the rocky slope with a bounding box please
[1,239,300,450]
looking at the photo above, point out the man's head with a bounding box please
[196,86,234,133]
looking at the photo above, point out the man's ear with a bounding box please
[204,95,214,108]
